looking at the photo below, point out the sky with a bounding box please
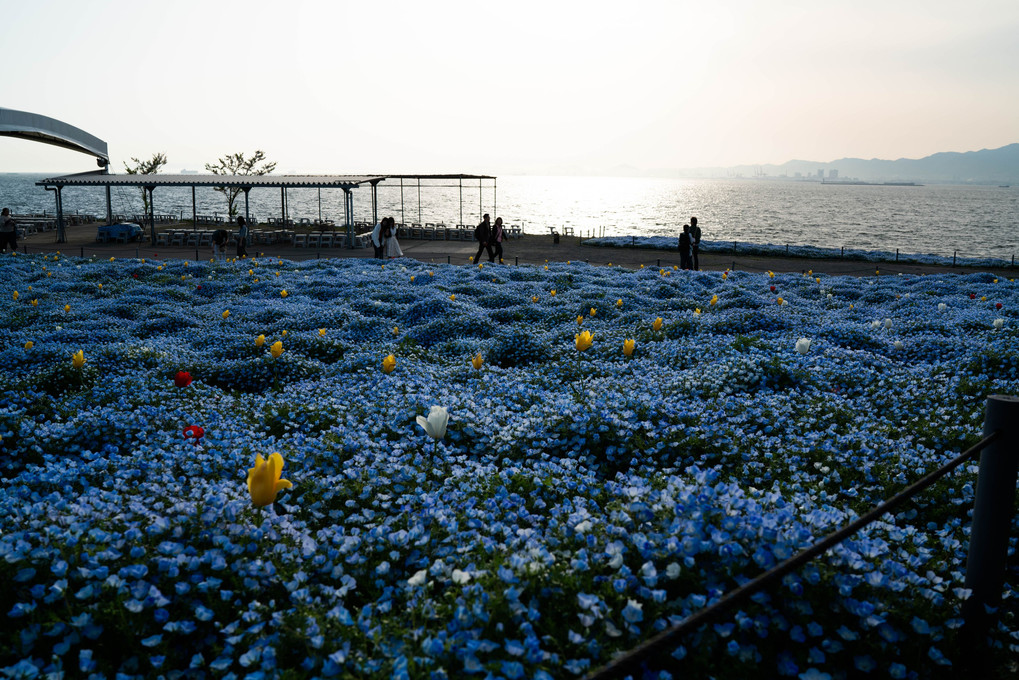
[1,0,1017,175]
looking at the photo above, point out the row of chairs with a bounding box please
[396,223,524,241]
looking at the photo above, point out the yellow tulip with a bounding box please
[255,334,265,347]
[12,291,19,301]
[776,297,785,305]
[532,295,539,303]
[694,308,701,315]
[721,272,727,280]
[411,276,415,282]
[382,354,396,374]
[222,310,230,319]
[281,330,288,337]
[109,257,115,262]
[590,308,596,317]
[623,339,635,357]
[392,326,399,336]
[575,330,593,352]
[318,328,326,337]
[450,294,456,301]
[24,341,34,350]
[550,290,556,296]
[281,289,288,298]
[471,353,484,370]
[577,316,584,325]
[71,350,85,369]
[270,341,284,359]
[710,295,718,306]
[98,283,103,289]
[31,299,38,307]
[768,271,775,278]
[616,299,623,307]
[246,452,293,508]
[652,317,663,332]
[469,256,474,262]
[64,304,70,313]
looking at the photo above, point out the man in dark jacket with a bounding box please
[473,214,492,264]
[678,224,692,270]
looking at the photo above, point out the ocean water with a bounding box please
[1,173,1016,260]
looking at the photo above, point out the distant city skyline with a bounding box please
[2,0,1017,176]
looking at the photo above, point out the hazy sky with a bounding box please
[2,0,1016,175]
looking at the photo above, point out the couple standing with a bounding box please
[473,214,506,264]
[371,217,403,259]
[678,216,701,270]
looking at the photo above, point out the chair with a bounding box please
[410,224,422,239]
[155,232,169,246]
[319,233,334,248]
[308,233,321,248]
[293,234,308,247]
[170,232,185,246]
[186,233,198,246]
[421,226,434,240]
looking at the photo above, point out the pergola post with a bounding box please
[244,187,251,223]
[55,186,66,243]
[459,177,463,226]
[147,186,156,244]
[105,186,113,225]
[280,187,285,227]
[192,186,197,235]
[400,178,405,226]
[343,188,353,248]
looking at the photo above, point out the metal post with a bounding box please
[148,187,156,244]
[244,188,250,224]
[493,177,497,220]
[318,187,322,222]
[459,177,463,226]
[105,186,113,225]
[192,186,197,235]
[953,251,957,267]
[417,178,422,225]
[281,187,286,227]
[56,187,66,243]
[964,395,1019,638]
[896,248,899,262]
[400,177,405,227]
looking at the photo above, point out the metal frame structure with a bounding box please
[1,107,109,166]
[34,172,497,246]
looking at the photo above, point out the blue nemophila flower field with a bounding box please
[1,254,1017,680]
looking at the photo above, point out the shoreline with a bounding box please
[10,222,1017,278]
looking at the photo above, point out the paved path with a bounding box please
[11,223,1014,278]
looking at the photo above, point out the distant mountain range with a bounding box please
[684,143,1019,184]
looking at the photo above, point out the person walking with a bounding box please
[0,208,16,254]
[690,216,701,270]
[678,224,692,270]
[236,216,249,258]
[473,214,492,264]
[489,217,505,263]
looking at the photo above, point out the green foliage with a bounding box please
[123,152,168,213]
[204,150,277,217]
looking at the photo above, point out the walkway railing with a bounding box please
[584,395,1019,680]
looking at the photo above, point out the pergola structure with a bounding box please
[35,171,498,246]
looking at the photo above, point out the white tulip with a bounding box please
[575,520,593,533]
[883,318,893,329]
[938,303,947,312]
[871,320,882,330]
[416,405,449,440]
[452,569,471,584]
[407,569,428,587]
[893,340,903,350]
[794,338,811,354]
[993,318,1004,330]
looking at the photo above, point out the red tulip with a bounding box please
[133,273,139,278]
[770,285,776,293]
[174,371,192,387]
[969,293,976,299]
[996,302,1003,309]
[183,425,205,443]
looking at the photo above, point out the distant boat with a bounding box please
[999,185,1010,188]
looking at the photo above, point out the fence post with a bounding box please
[963,395,1019,638]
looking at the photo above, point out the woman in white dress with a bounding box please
[383,217,403,258]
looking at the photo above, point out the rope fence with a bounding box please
[583,395,1019,680]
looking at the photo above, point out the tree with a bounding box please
[123,152,167,213]
[205,150,277,217]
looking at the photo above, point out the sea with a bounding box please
[1,173,1016,261]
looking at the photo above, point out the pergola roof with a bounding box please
[37,171,499,190]
[1,107,109,164]
[36,171,387,190]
